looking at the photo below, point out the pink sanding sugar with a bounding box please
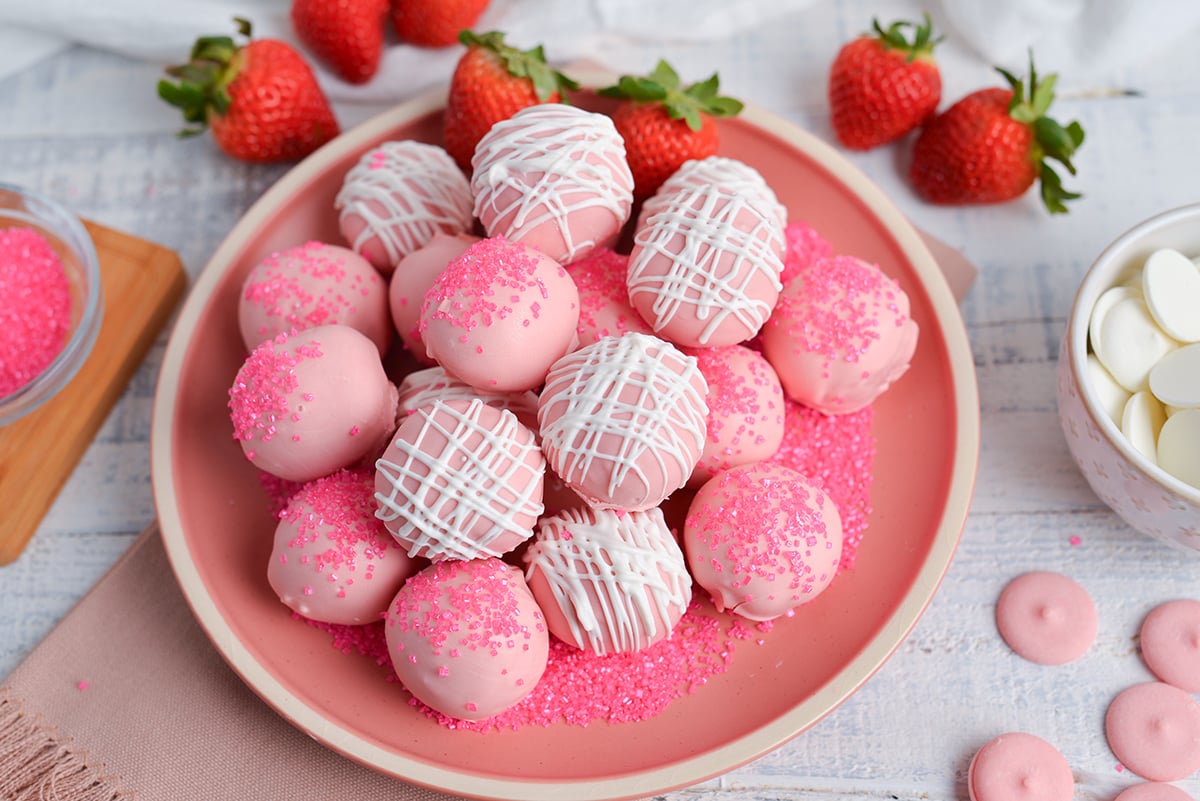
[0,226,73,397]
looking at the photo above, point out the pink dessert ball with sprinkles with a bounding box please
[761,254,918,415]
[335,140,474,275]
[684,461,843,621]
[267,468,421,625]
[524,505,692,656]
[419,236,580,393]
[228,324,399,483]
[563,246,653,347]
[387,232,478,364]
[375,398,545,561]
[0,226,73,398]
[237,240,391,354]
[384,557,550,721]
[471,103,635,265]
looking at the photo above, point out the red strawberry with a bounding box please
[443,30,578,171]
[291,0,389,85]
[598,60,743,201]
[392,0,491,48]
[158,19,339,163]
[910,55,1085,213]
[828,14,942,150]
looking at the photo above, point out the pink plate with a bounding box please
[151,80,979,801]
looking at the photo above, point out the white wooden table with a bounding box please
[2,2,1199,798]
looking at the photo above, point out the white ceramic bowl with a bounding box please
[1057,202,1200,554]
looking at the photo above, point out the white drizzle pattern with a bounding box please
[628,184,785,346]
[639,156,788,232]
[335,141,473,267]
[471,104,634,263]
[525,506,691,655]
[537,333,708,510]
[375,398,545,560]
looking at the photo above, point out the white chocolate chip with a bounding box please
[1157,408,1200,490]
[1148,342,1200,409]
[1089,285,1141,364]
[1086,352,1131,425]
[1095,295,1178,392]
[1121,390,1167,463]
[1142,248,1200,343]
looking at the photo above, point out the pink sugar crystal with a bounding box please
[0,226,73,397]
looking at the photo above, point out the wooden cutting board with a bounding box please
[0,221,187,565]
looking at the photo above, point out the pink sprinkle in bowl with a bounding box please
[0,183,103,425]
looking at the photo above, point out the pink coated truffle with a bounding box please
[228,325,399,483]
[524,505,691,655]
[335,140,474,274]
[384,557,549,721]
[780,220,834,287]
[237,241,391,354]
[638,156,787,239]
[267,468,421,625]
[687,344,786,487]
[563,247,652,347]
[471,103,634,265]
[419,236,580,393]
[628,184,785,348]
[388,232,478,363]
[375,398,545,561]
[537,332,709,511]
[761,254,918,415]
[396,364,539,431]
[684,461,843,621]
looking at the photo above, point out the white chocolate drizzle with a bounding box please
[471,104,634,263]
[335,141,473,266]
[628,185,784,345]
[397,366,540,427]
[525,506,691,655]
[640,156,788,232]
[375,398,545,560]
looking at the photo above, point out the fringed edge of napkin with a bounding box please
[0,688,131,801]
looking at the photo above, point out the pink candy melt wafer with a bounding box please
[1139,599,1200,692]
[967,732,1073,801]
[995,571,1097,665]
[1105,682,1200,782]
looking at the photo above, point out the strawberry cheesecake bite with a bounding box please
[523,506,691,655]
[267,468,420,625]
[419,236,580,393]
[471,103,635,265]
[396,365,539,430]
[385,557,549,721]
[638,156,788,240]
[627,183,785,348]
[228,324,399,483]
[563,247,653,346]
[335,140,474,274]
[238,241,391,354]
[388,232,478,363]
[537,332,709,511]
[375,398,545,561]
[684,461,843,621]
[761,254,918,414]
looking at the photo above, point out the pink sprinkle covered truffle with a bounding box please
[267,468,421,625]
[375,398,545,561]
[761,254,918,414]
[780,220,834,287]
[419,236,580,393]
[237,241,391,354]
[384,557,549,721]
[335,140,474,274]
[228,324,399,483]
[684,461,843,621]
[524,505,692,655]
[388,232,478,363]
[471,103,634,265]
[563,247,652,347]
[537,332,709,511]
[0,226,72,397]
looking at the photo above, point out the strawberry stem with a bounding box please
[872,12,942,62]
[597,60,743,132]
[158,18,252,136]
[458,30,579,102]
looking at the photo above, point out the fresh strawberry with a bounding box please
[291,0,388,84]
[158,19,339,163]
[910,54,1085,213]
[598,60,743,201]
[392,0,491,48]
[443,30,578,171]
[828,14,942,150]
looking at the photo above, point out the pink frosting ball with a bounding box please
[375,398,545,561]
[537,332,708,511]
[388,233,479,364]
[687,344,786,487]
[228,325,399,483]
[563,247,653,347]
[523,505,691,655]
[761,255,919,415]
[335,141,473,274]
[384,557,549,721]
[237,241,391,354]
[638,156,787,238]
[471,103,634,265]
[780,221,834,286]
[684,461,843,621]
[628,184,785,348]
[267,468,421,625]
[396,364,539,431]
[420,236,580,393]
